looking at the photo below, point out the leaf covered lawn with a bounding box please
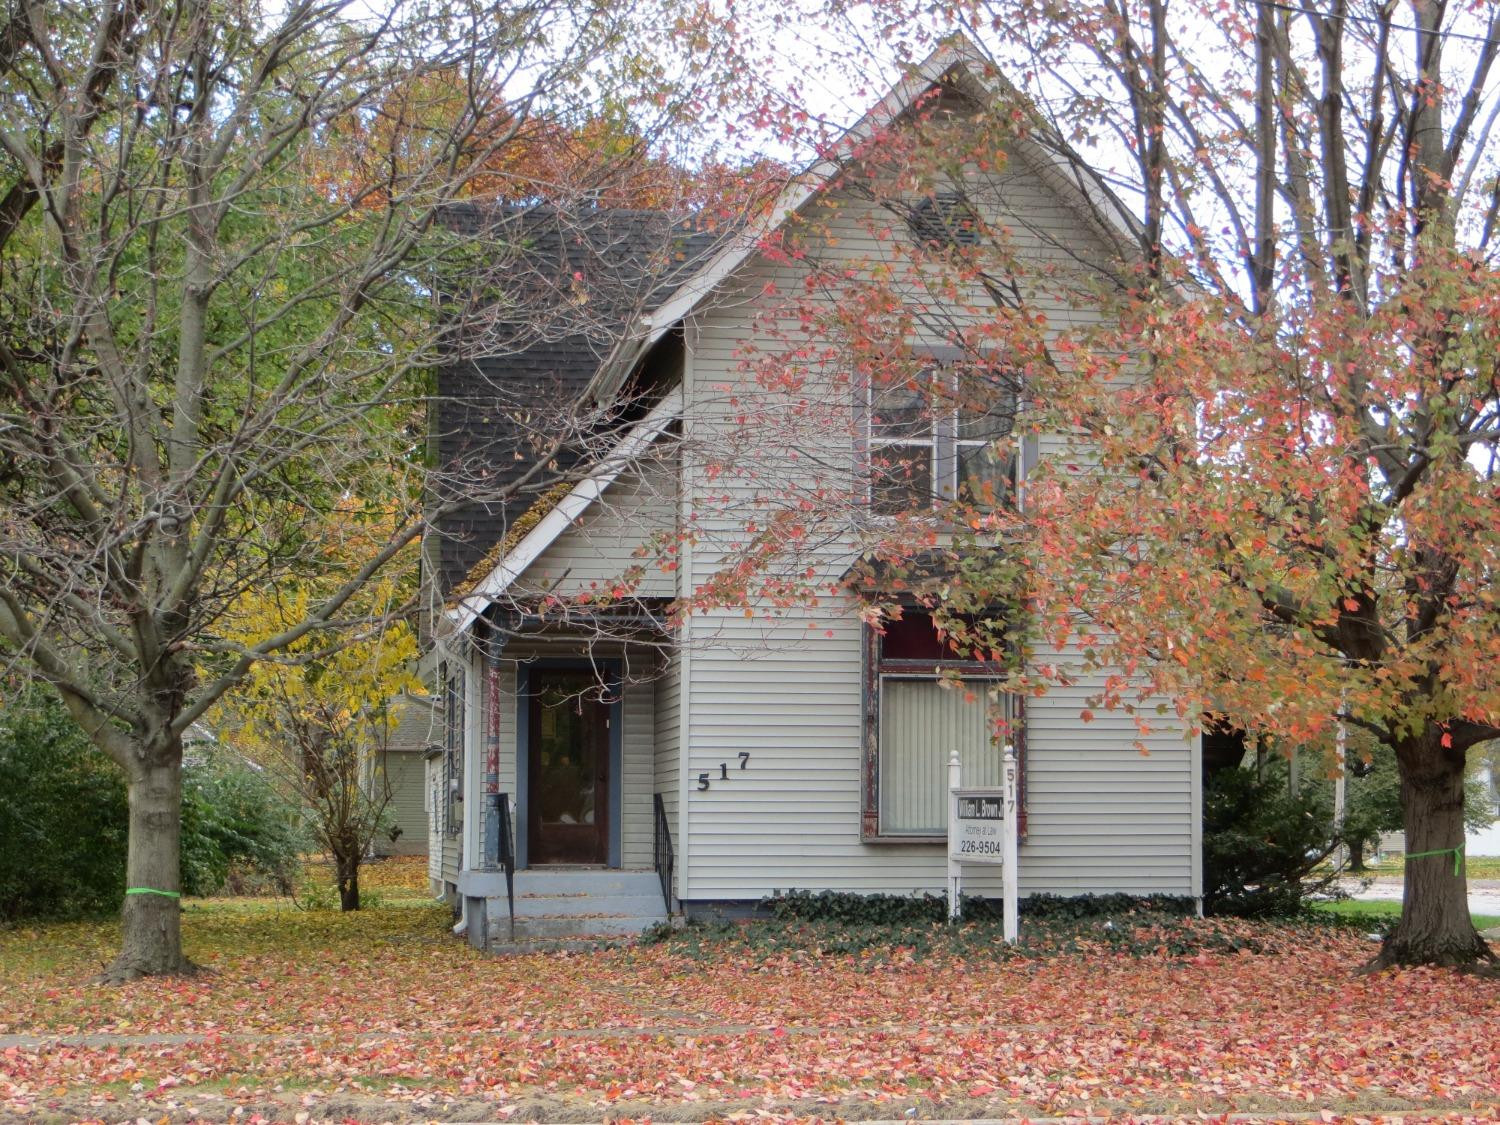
[2,863,1497,1124]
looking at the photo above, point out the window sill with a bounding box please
[861,833,946,845]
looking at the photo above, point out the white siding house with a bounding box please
[429,38,1202,947]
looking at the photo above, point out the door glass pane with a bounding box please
[531,671,608,864]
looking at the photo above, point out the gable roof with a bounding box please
[447,387,682,634]
[583,33,1149,406]
[443,34,1152,634]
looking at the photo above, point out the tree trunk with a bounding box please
[1348,836,1366,874]
[334,846,361,912]
[102,753,194,981]
[1372,732,1493,969]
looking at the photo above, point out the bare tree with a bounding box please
[0,0,738,979]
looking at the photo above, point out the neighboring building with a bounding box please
[371,695,439,858]
[425,38,1203,949]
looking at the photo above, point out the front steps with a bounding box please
[469,868,670,952]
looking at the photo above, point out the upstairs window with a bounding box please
[868,364,1017,514]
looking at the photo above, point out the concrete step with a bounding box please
[513,892,666,918]
[512,868,661,896]
[500,913,667,942]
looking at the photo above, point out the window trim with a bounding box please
[862,354,1018,515]
[859,613,1027,843]
[443,663,464,837]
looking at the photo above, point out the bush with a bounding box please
[0,686,305,920]
[0,686,129,920]
[1203,760,1337,918]
[181,752,305,897]
[760,888,1195,925]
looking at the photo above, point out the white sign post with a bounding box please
[946,751,962,921]
[947,743,1020,942]
[1001,743,1019,943]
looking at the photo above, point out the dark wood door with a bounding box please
[527,669,610,865]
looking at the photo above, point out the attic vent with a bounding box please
[905,192,981,248]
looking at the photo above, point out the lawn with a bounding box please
[1311,898,1500,931]
[3,858,1498,1124]
[1367,856,1500,880]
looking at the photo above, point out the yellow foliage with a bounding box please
[216,503,424,767]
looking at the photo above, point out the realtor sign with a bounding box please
[949,790,1007,864]
[945,744,1020,942]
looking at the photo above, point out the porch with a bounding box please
[454,617,678,950]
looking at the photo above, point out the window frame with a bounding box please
[863,355,1018,515]
[859,610,1026,843]
[443,663,464,837]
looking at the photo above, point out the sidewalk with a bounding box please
[1337,875,1500,918]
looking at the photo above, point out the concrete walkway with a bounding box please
[1337,875,1500,919]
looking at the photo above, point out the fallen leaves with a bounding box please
[1,896,1497,1123]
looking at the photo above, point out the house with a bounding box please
[370,695,438,858]
[425,37,1203,949]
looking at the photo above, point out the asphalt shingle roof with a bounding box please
[430,204,720,598]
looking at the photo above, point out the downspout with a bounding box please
[454,650,472,936]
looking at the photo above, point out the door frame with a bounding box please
[515,660,623,869]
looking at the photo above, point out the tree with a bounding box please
[708,5,1500,967]
[0,0,738,979]
[220,518,421,912]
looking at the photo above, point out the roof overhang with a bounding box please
[446,387,683,634]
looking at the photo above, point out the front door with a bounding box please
[527,668,611,865]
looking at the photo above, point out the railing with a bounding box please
[491,792,516,940]
[652,792,674,915]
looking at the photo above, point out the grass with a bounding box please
[1365,854,1500,879]
[3,865,1498,1124]
[1311,897,1500,930]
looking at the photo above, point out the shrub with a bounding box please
[181,752,306,897]
[1203,759,1337,918]
[0,685,129,920]
[0,686,305,920]
[760,888,1195,925]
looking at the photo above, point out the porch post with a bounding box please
[479,616,506,869]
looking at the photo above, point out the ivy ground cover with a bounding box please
[2,860,1497,1124]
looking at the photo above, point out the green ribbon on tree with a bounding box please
[1403,843,1465,876]
[124,887,181,899]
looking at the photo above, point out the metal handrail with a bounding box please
[652,792,674,915]
[496,792,516,939]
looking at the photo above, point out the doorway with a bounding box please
[525,667,613,865]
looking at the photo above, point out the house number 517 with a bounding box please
[698,753,750,790]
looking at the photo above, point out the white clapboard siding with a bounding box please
[621,677,656,867]
[515,462,676,599]
[653,657,682,887]
[665,156,1198,903]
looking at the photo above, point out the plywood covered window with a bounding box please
[862,609,1019,839]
